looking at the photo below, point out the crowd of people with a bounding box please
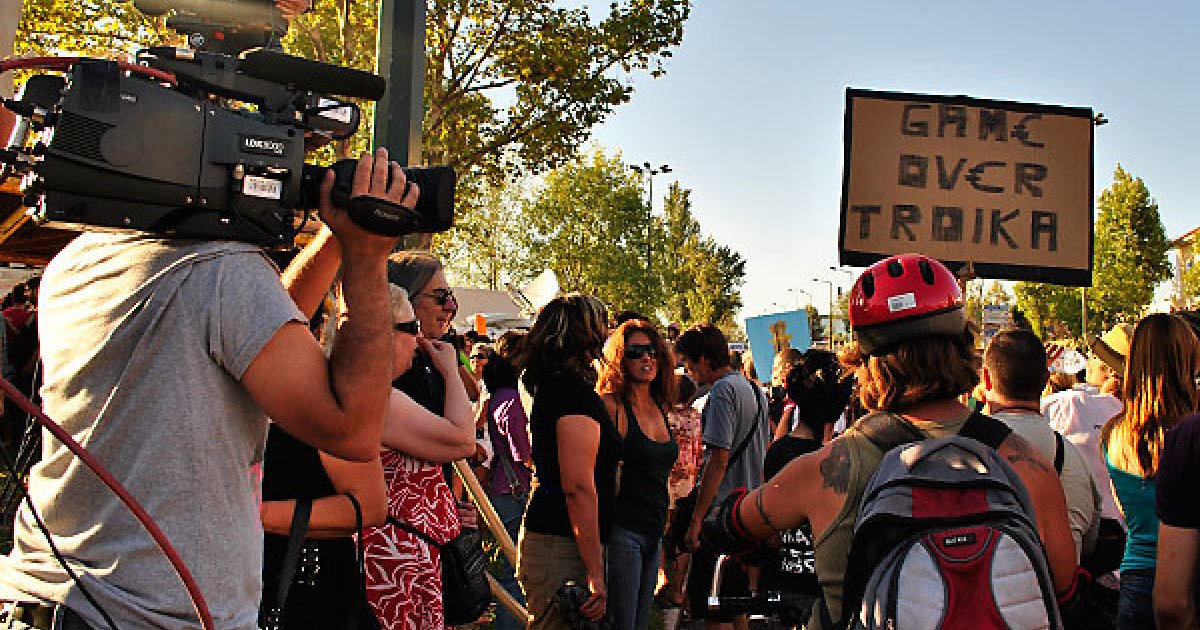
[0,150,1197,630]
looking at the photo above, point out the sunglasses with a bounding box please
[420,288,457,306]
[624,344,657,360]
[393,320,420,335]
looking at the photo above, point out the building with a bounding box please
[1173,226,1200,310]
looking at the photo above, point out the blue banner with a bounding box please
[745,310,812,383]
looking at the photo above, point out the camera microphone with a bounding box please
[238,50,387,101]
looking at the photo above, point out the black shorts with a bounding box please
[686,539,750,622]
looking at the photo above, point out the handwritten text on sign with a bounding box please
[839,90,1094,285]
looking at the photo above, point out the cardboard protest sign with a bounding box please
[745,310,811,383]
[839,89,1094,286]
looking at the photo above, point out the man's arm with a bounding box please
[1155,524,1200,630]
[242,149,416,462]
[685,446,728,551]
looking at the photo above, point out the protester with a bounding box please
[701,254,1079,630]
[596,320,679,630]
[769,347,803,440]
[674,323,769,629]
[0,149,410,630]
[1043,323,1132,525]
[1101,313,1200,630]
[259,248,392,630]
[359,283,475,630]
[983,328,1102,559]
[759,349,852,624]
[516,294,619,630]
[661,373,702,630]
[469,341,491,395]
[481,332,532,630]
[1154,412,1200,630]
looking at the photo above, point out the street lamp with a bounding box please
[629,162,672,268]
[788,288,811,310]
[828,267,855,343]
[812,278,834,347]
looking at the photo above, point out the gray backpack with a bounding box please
[838,412,1062,630]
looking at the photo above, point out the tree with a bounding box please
[18,1,179,59]
[1089,165,1172,328]
[520,148,662,314]
[1013,281,1081,339]
[433,173,531,290]
[1182,261,1200,309]
[658,182,745,328]
[422,0,690,181]
[805,304,825,341]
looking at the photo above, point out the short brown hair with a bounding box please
[984,329,1049,402]
[841,325,980,412]
[674,324,730,368]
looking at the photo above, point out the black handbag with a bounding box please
[389,517,492,625]
[261,496,382,630]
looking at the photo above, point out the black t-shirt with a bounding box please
[260,426,359,629]
[392,350,446,415]
[523,372,621,540]
[1157,413,1200,528]
[761,434,822,614]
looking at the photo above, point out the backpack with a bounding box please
[837,412,1062,630]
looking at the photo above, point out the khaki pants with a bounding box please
[517,530,602,630]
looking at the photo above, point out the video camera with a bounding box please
[0,0,455,248]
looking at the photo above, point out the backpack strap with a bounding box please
[957,410,1013,450]
[1052,430,1066,475]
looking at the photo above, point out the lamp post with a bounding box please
[788,288,811,310]
[829,266,854,344]
[629,162,672,268]
[813,278,834,348]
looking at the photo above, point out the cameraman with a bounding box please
[0,147,416,630]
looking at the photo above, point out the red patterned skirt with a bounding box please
[362,450,460,630]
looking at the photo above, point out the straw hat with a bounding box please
[1088,323,1134,374]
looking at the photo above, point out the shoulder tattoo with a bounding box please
[819,440,852,495]
[1003,435,1053,475]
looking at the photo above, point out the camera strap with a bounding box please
[347,196,419,237]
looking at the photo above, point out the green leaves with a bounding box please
[1014,164,1171,339]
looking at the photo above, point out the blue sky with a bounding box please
[587,1,1199,321]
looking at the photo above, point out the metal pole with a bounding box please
[1081,287,1088,339]
[372,0,426,166]
[645,173,652,268]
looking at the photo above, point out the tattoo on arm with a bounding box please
[819,440,852,495]
[1003,435,1054,475]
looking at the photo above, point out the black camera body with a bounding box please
[2,2,455,247]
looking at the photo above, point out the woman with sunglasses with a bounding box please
[359,281,477,630]
[516,294,620,630]
[596,320,678,630]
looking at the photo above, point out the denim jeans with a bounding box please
[605,524,662,630]
[1116,568,1155,630]
[491,491,529,630]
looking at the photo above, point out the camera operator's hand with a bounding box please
[276,0,311,20]
[319,148,418,258]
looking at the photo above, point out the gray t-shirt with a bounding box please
[0,234,304,630]
[701,372,769,500]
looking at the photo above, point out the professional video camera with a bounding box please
[0,0,455,247]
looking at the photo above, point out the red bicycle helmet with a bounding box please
[849,253,966,355]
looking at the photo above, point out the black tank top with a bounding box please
[613,401,680,536]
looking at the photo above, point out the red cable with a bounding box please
[0,57,177,85]
[0,377,214,630]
